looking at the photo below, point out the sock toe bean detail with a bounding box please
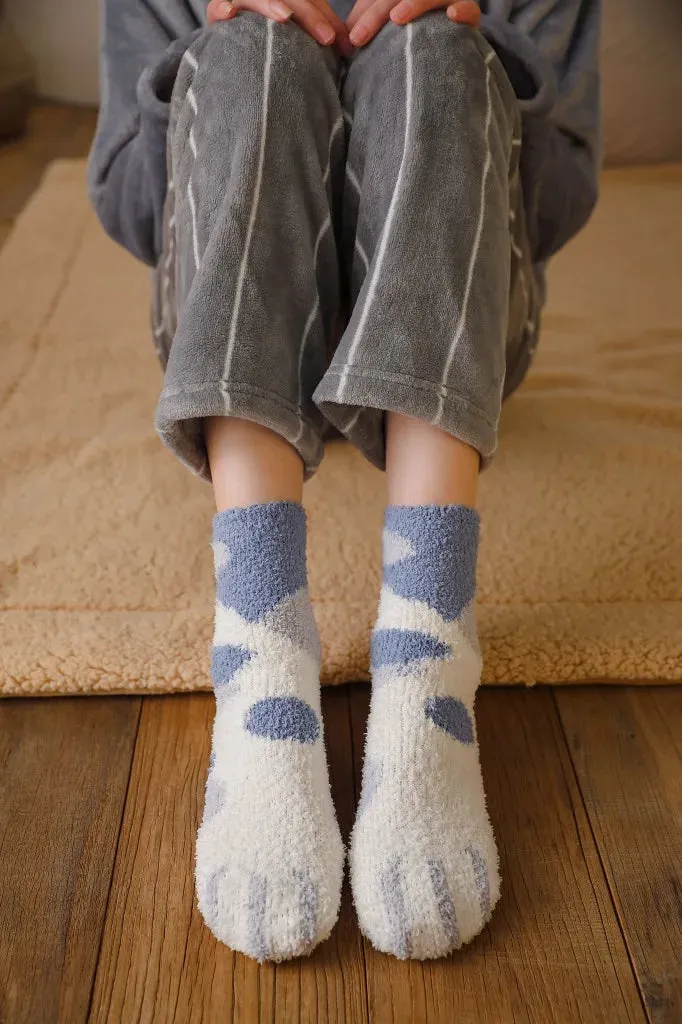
[196,502,344,961]
[428,859,460,948]
[350,504,500,960]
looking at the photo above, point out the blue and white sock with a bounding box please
[350,505,500,959]
[195,502,344,961]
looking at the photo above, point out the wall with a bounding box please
[5,0,99,105]
[5,0,682,163]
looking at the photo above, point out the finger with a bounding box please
[207,0,238,21]
[311,0,354,53]
[334,32,356,57]
[300,0,352,40]
[246,0,342,43]
[346,0,375,31]
[389,0,447,24]
[390,0,480,23]
[283,0,341,43]
[210,0,350,51]
[446,0,480,26]
[210,0,294,22]
[240,0,327,31]
[349,0,394,46]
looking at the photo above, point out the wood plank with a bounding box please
[88,694,270,1024]
[349,686,646,1024]
[0,696,141,1024]
[90,690,369,1024]
[556,686,682,1024]
[273,685,369,1023]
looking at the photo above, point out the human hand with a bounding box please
[207,0,353,55]
[347,0,479,47]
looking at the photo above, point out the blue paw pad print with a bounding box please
[245,696,320,743]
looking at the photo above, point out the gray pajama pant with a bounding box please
[153,13,539,480]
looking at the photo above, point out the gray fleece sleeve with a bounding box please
[480,0,601,261]
[88,0,201,266]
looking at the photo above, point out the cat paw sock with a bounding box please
[350,504,500,959]
[195,501,344,961]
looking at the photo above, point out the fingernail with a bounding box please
[221,0,234,12]
[391,1,412,19]
[316,23,335,44]
[349,24,368,45]
[270,0,292,17]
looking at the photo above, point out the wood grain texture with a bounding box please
[0,697,140,1024]
[88,694,258,1024]
[89,690,368,1024]
[272,686,369,1024]
[350,686,647,1024]
[556,687,682,1024]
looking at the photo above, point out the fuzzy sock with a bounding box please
[350,504,500,959]
[195,501,344,961]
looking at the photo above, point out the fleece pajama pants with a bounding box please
[152,13,539,479]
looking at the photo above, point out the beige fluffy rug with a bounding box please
[1,161,682,695]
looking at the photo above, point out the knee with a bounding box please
[409,13,487,60]
[360,17,517,147]
[370,17,509,103]
[183,16,335,105]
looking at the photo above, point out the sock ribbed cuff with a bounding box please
[382,504,479,623]
[212,501,307,623]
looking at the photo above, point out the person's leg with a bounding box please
[385,412,478,507]
[314,17,536,958]
[156,15,346,483]
[157,17,347,961]
[314,16,536,467]
[205,418,304,509]
[358,412,489,961]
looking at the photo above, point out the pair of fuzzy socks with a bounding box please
[195,501,499,961]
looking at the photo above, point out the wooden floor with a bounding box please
[2,688,681,1024]
[1,107,681,1024]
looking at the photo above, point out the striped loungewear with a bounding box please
[152,13,539,479]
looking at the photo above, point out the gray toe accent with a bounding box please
[263,587,321,661]
[459,600,481,657]
[380,858,412,959]
[215,682,241,706]
[202,868,224,927]
[248,873,268,960]
[466,846,492,921]
[202,773,225,823]
[244,696,320,743]
[428,859,460,948]
[356,758,382,818]
[424,696,475,744]
[294,869,318,949]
